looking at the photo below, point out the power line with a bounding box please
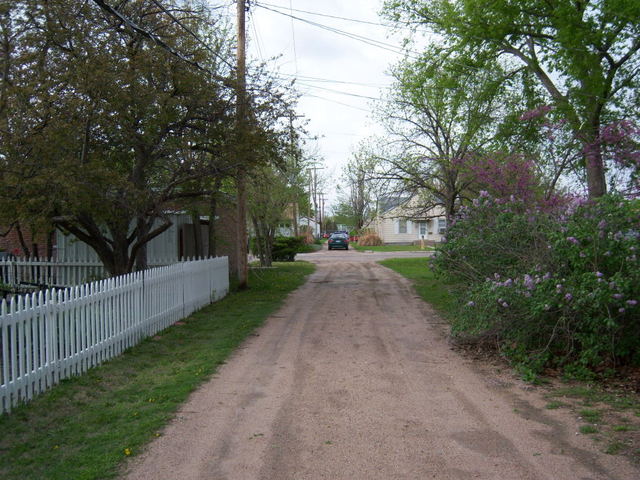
[289,0,298,73]
[150,0,235,71]
[296,82,384,102]
[303,94,372,113]
[90,0,233,87]
[258,1,389,27]
[255,3,419,60]
[277,72,391,89]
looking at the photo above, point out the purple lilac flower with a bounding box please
[501,302,509,308]
[466,301,476,307]
[556,284,563,291]
[626,300,638,306]
[479,190,489,198]
[566,237,579,245]
[612,293,624,299]
[598,220,607,229]
[619,308,626,313]
[596,272,604,278]
[523,274,535,290]
[579,252,586,258]
[543,272,552,280]
[564,293,573,301]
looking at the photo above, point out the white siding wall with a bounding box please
[55,214,190,264]
[371,208,447,244]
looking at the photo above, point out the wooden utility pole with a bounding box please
[235,0,248,288]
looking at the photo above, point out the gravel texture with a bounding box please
[122,247,638,480]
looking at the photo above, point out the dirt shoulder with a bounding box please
[122,251,639,479]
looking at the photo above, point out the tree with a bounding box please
[335,151,386,230]
[384,0,640,198]
[372,50,508,219]
[1,0,237,275]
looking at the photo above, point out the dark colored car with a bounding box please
[328,233,349,250]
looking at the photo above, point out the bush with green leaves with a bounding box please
[272,236,312,262]
[430,192,557,284]
[435,194,640,374]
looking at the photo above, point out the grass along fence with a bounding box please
[0,257,229,413]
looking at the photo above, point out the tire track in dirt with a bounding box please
[122,252,639,480]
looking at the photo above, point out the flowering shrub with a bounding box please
[434,194,640,374]
[430,192,557,284]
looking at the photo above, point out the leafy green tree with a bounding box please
[1,0,236,274]
[373,50,509,219]
[384,0,640,198]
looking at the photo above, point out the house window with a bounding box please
[438,218,447,234]
[398,219,407,234]
[419,222,427,236]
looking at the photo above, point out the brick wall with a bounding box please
[0,225,53,257]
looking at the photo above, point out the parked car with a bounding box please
[328,233,349,250]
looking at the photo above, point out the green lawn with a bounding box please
[352,243,433,252]
[378,257,456,319]
[0,262,315,480]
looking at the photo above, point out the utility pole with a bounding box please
[235,0,248,288]
[319,193,326,234]
[307,165,324,236]
[289,113,299,237]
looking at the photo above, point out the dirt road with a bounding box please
[123,248,638,480]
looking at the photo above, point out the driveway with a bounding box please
[123,248,638,479]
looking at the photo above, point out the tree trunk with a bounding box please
[15,222,30,257]
[134,218,150,271]
[583,119,607,198]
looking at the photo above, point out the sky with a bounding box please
[222,0,407,207]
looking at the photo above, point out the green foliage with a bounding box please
[0,262,315,480]
[272,236,310,262]
[434,194,640,374]
[431,194,555,284]
[383,0,640,198]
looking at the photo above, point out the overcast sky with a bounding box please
[229,0,406,207]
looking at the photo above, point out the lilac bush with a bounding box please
[434,194,640,374]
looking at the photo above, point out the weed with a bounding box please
[605,441,626,455]
[579,425,599,434]
[579,409,602,423]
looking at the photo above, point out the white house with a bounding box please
[365,197,447,244]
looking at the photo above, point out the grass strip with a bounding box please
[378,257,456,319]
[352,243,432,252]
[0,261,315,480]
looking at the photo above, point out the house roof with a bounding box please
[378,196,410,215]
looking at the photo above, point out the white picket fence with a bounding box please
[0,257,175,289]
[0,257,229,413]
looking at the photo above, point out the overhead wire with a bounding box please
[289,0,298,73]
[255,3,420,60]
[90,0,233,87]
[258,1,390,27]
[150,0,235,70]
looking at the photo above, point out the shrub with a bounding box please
[437,194,640,374]
[431,192,557,284]
[358,233,383,246]
[272,236,309,262]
